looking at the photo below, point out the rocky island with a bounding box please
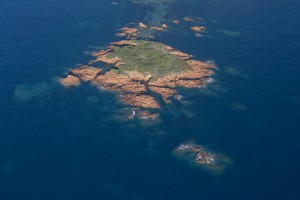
[175,143,216,165]
[173,142,233,174]
[60,39,215,119]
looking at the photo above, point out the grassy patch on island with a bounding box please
[106,40,192,78]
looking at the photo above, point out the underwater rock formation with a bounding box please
[183,17,193,22]
[13,81,50,102]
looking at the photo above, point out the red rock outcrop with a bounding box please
[111,40,137,46]
[116,27,139,39]
[120,27,138,35]
[122,94,160,109]
[92,71,147,94]
[126,71,152,82]
[70,65,102,81]
[169,51,191,60]
[116,32,126,37]
[162,24,168,29]
[191,26,205,32]
[92,49,111,57]
[60,75,80,87]
[150,26,165,31]
[149,86,177,102]
[139,22,148,29]
[164,45,175,51]
[93,56,121,65]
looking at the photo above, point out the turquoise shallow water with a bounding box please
[0,0,300,199]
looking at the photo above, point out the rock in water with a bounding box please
[173,142,233,174]
[191,26,205,32]
[60,75,80,87]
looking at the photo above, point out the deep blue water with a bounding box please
[1,0,300,199]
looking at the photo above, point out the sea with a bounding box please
[0,0,300,199]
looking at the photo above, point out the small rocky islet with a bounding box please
[173,142,233,174]
[60,39,215,119]
[175,143,216,165]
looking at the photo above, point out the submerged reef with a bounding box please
[60,39,215,118]
[13,81,50,102]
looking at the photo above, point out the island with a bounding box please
[60,39,215,119]
[58,0,231,173]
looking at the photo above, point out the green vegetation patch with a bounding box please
[106,40,192,78]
